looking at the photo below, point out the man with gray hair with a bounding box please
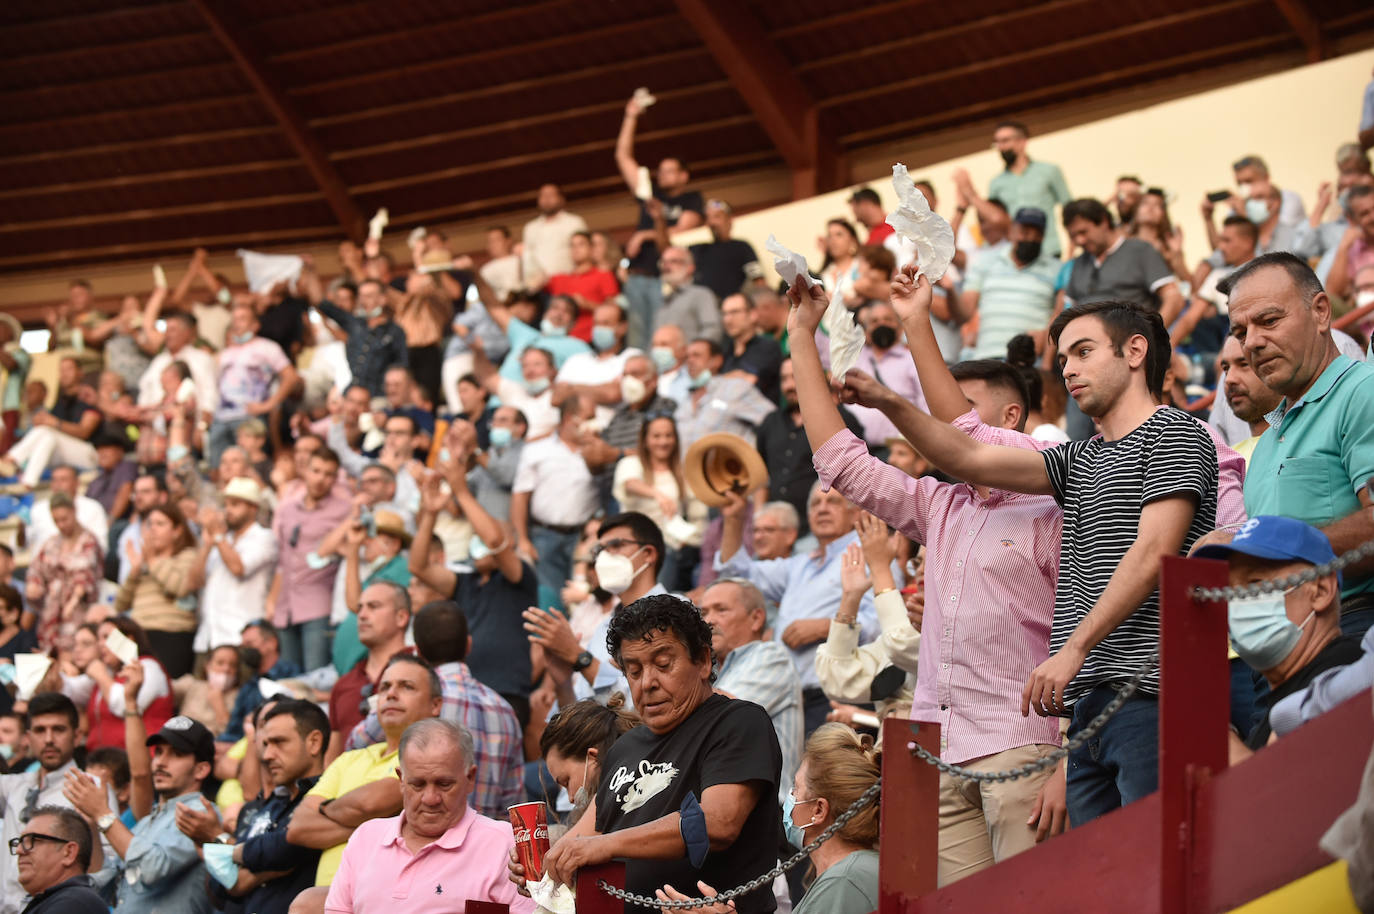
[654,246,723,343]
[323,719,533,913]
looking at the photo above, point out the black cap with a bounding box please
[1013,207,1047,230]
[91,428,132,452]
[848,187,881,206]
[146,715,215,763]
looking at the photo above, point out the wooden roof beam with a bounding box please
[189,0,364,241]
[1271,0,1326,62]
[672,0,844,197]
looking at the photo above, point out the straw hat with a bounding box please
[684,433,769,507]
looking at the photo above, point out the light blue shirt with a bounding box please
[718,639,804,805]
[115,791,217,914]
[715,532,882,689]
[497,318,590,382]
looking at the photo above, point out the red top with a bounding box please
[86,656,175,751]
[866,222,895,245]
[546,269,620,341]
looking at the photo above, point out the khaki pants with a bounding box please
[937,743,1058,886]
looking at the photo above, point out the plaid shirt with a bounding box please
[345,661,524,819]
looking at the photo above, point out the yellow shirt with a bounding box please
[1233,434,1260,466]
[306,742,399,885]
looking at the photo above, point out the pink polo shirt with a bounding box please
[325,809,534,914]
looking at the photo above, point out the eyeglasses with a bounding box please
[589,538,644,560]
[8,833,71,855]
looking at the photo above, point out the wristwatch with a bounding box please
[96,813,116,834]
[571,650,594,672]
[215,832,233,845]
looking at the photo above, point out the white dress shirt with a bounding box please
[194,522,279,652]
[27,495,109,556]
[513,435,598,528]
[137,345,220,415]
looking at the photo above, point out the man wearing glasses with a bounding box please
[9,806,105,913]
[0,693,116,914]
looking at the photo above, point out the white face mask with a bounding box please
[594,547,648,595]
[620,375,647,405]
[207,670,236,692]
[1356,290,1374,309]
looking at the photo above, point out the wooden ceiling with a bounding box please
[2,0,1371,278]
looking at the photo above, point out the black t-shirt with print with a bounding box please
[627,188,705,274]
[595,693,781,913]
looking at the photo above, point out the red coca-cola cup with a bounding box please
[509,802,550,877]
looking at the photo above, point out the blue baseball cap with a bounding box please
[1013,207,1047,230]
[1193,516,1338,582]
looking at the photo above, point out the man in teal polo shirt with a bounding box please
[1223,252,1374,635]
[954,121,1072,258]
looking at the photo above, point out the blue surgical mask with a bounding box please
[782,791,816,849]
[217,287,232,306]
[525,377,550,396]
[688,369,711,390]
[540,319,567,338]
[1228,586,1311,670]
[0,744,11,761]
[204,842,239,889]
[1244,198,1271,224]
[591,326,617,352]
[230,331,254,345]
[489,426,513,449]
[468,537,491,561]
[438,448,451,463]
[650,346,677,373]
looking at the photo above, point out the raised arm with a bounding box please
[785,279,850,452]
[614,95,645,192]
[890,264,977,423]
[410,475,459,596]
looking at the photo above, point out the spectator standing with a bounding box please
[134,313,218,425]
[467,406,526,521]
[1225,253,1374,635]
[689,199,760,302]
[270,447,352,673]
[477,226,522,306]
[113,474,166,584]
[959,207,1060,360]
[207,300,297,468]
[488,347,561,441]
[86,430,135,523]
[614,93,704,349]
[113,504,198,679]
[848,187,895,247]
[843,302,928,452]
[317,281,408,397]
[522,183,588,288]
[2,358,100,490]
[328,582,412,752]
[0,314,31,453]
[969,121,1072,257]
[654,247,723,344]
[651,324,691,405]
[188,476,278,654]
[220,621,302,743]
[719,292,784,403]
[25,493,102,653]
[489,292,590,384]
[584,354,674,504]
[26,464,109,557]
[548,231,620,341]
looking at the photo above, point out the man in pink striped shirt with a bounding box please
[792,282,1066,885]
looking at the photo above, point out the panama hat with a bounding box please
[684,433,769,507]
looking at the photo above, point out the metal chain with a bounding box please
[909,647,1158,782]
[598,781,881,910]
[1191,537,1374,602]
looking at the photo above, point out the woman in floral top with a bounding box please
[25,492,103,651]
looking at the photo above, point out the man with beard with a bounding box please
[1216,335,1282,464]
[65,683,218,914]
[189,476,278,655]
[756,359,863,534]
[522,183,588,289]
[719,293,782,403]
[0,694,117,914]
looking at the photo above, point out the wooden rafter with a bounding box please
[189,0,364,241]
[673,0,843,197]
[1271,0,1326,62]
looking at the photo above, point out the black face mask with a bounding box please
[238,646,263,672]
[1014,240,1043,264]
[870,325,898,350]
[1000,148,1018,168]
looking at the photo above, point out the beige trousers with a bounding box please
[937,742,1059,886]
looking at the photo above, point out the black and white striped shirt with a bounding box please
[1042,407,1218,702]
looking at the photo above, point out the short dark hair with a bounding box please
[344,382,371,399]
[1005,334,1045,410]
[0,583,20,616]
[849,187,881,206]
[1049,300,1169,399]
[30,806,92,871]
[559,394,588,423]
[1221,215,1259,243]
[487,225,511,239]
[413,601,469,665]
[383,412,416,434]
[382,654,442,702]
[1216,251,1324,306]
[1062,198,1113,229]
[165,311,196,332]
[523,347,555,371]
[689,337,722,359]
[606,593,715,677]
[598,511,667,576]
[571,231,592,244]
[986,197,1009,215]
[87,747,131,789]
[1232,154,1268,175]
[25,692,79,730]
[135,469,168,493]
[949,359,1030,419]
[309,446,341,472]
[243,619,280,645]
[994,119,1029,137]
[261,699,330,754]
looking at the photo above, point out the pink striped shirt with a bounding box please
[814,412,1062,764]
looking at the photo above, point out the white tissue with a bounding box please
[530,874,575,914]
[104,629,139,668]
[765,235,821,290]
[152,264,168,289]
[823,285,865,380]
[368,208,389,242]
[236,249,304,294]
[258,678,292,700]
[634,166,653,202]
[14,654,52,701]
[633,86,657,109]
[886,163,955,281]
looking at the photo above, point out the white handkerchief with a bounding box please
[152,264,168,289]
[634,166,653,202]
[886,163,955,281]
[824,285,865,380]
[14,654,52,701]
[236,249,304,294]
[765,235,821,290]
[633,86,657,109]
[104,629,139,668]
[368,207,389,242]
[258,678,292,700]
[530,874,575,914]
[407,226,427,247]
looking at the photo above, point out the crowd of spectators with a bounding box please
[2,79,1374,914]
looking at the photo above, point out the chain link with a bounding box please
[1191,537,1374,602]
[598,781,881,909]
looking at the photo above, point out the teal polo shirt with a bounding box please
[1243,355,1374,599]
[987,160,1072,256]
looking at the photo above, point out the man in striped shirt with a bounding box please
[791,275,1217,828]
[958,207,1060,360]
[794,297,1065,884]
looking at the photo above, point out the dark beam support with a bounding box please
[673,0,845,197]
[1271,0,1326,62]
[189,0,364,241]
